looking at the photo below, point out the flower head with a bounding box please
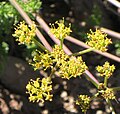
[13,21,36,45]
[101,88,116,100]
[50,18,72,40]
[86,29,112,52]
[96,61,115,78]
[51,45,69,66]
[58,56,88,79]
[76,95,91,112]
[31,50,53,70]
[97,85,116,100]
[26,77,53,103]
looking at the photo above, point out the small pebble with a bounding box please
[60,91,67,98]
[96,110,104,114]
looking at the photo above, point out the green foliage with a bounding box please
[16,0,42,19]
[0,1,18,38]
[0,42,9,74]
[115,41,120,56]
[0,0,41,39]
[0,0,42,71]
[17,0,42,13]
[87,5,102,26]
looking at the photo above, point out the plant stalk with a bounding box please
[104,76,108,87]
[32,38,48,51]
[71,48,94,56]
[49,65,57,78]
[84,73,99,88]
[107,99,116,114]
[60,39,64,49]
[111,87,120,91]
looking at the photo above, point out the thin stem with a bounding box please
[49,66,57,78]
[65,36,120,62]
[111,87,120,91]
[84,73,99,88]
[107,99,116,114]
[90,93,99,100]
[60,39,64,49]
[71,48,94,56]
[32,38,48,51]
[9,0,52,51]
[104,76,108,87]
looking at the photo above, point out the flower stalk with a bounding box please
[107,99,116,114]
[32,38,47,51]
[104,76,108,87]
[71,48,94,56]
[60,38,64,49]
[84,73,99,88]
[111,87,120,91]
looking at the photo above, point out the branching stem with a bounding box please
[49,65,57,78]
[84,73,99,88]
[71,48,94,56]
[32,38,48,51]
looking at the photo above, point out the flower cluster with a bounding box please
[76,95,91,112]
[26,77,53,103]
[96,61,115,78]
[86,29,112,52]
[31,50,53,70]
[58,56,88,79]
[98,88,116,100]
[97,83,116,100]
[51,45,69,66]
[31,45,87,79]
[13,21,36,45]
[50,19,72,40]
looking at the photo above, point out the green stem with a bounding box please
[111,87,120,91]
[70,48,94,56]
[107,99,116,114]
[32,38,48,51]
[49,65,57,78]
[90,93,99,100]
[84,73,99,88]
[104,76,108,87]
[60,39,64,49]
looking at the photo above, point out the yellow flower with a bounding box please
[51,45,69,66]
[58,56,88,79]
[96,61,115,78]
[86,29,112,52]
[49,18,72,40]
[76,95,91,112]
[97,86,116,100]
[31,50,53,70]
[13,21,36,45]
[26,77,53,103]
